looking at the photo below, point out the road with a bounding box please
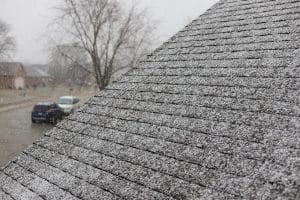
[0,105,53,167]
[0,95,92,168]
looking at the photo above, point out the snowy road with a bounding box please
[0,105,53,167]
[0,95,92,167]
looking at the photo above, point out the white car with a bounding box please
[57,96,80,115]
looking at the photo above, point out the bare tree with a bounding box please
[0,20,15,61]
[48,43,92,89]
[51,0,156,90]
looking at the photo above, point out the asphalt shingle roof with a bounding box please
[1,0,300,199]
[24,65,50,77]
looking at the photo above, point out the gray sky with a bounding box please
[0,0,218,64]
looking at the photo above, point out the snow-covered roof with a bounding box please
[1,0,300,199]
[24,65,50,77]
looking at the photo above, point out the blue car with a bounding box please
[31,102,63,124]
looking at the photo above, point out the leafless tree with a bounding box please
[48,43,92,89]
[51,0,156,90]
[0,20,15,61]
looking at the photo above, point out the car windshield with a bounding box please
[57,98,73,105]
[33,105,49,112]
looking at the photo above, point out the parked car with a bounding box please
[31,102,63,124]
[57,96,80,115]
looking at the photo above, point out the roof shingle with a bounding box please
[1,0,300,199]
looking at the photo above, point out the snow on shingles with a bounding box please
[1,0,300,199]
[59,121,260,176]
[127,66,300,78]
[97,87,300,117]
[144,49,298,62]
[118,76,300,92]
[12,152,121,200]
[3,163,80,200]
[196,0,300,23]
[22,144,174,200]
[107,82,300,104]
[74,105,299,170]
[0,187,14,200]
[155,41,299,56]
[138,57,293,69]
[88,96,300,132]
[0,171,43,200]
[194,8,300,31]
[30,138,236,199]
[65,116,297,159]
[171,28,298,44]
[39,129,241,198]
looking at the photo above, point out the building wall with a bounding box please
[14,67,26,89]
[0,76,14,89]
[14,77,25,89]
[0,66,26,89]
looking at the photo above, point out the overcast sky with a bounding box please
[0,0,218,64]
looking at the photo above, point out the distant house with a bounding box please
[0,62,26,89]
[24,65,51,88]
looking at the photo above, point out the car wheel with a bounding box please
[31,119,37,123]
